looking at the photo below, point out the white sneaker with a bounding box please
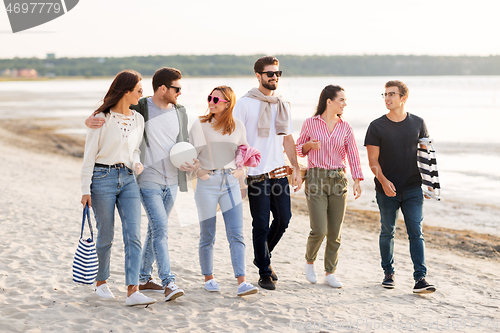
[95,284,115,299]
[305,263,318,284]
[204,279,220,292]
[126,291,157,306]
[324,274,343,288]
[237,282,258,296]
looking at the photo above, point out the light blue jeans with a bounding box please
[194,169,246,278]
[90,166,142,286]
[138,181,178,287]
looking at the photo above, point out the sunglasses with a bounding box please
[258,71,282,78]
[207,95,228,104]
[164,85,181,93]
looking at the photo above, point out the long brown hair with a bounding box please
[95,70,142,115]
[199,85,236,135]
[314,85,345,116]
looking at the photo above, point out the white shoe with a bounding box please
[324,274,343,288]
[305,263,317,284]
[95,284,115,299]
[126,291,157,306]
[237,282,258,296]
[204,279,220,292]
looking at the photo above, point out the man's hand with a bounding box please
[179,158,200,172]
[85,114,105,129]
[81,195,91,207]
[423,186,434,199]
[291,167,302,192]
[381,179,396,197]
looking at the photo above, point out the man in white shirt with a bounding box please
[233,56,302,290]
[85,67,198,301]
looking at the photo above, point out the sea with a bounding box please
[0,76,499,235]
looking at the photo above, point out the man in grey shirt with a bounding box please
[86,67,198,301]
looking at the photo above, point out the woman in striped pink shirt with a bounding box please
[296,85,363,288]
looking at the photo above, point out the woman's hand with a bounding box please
[81,195,91,207]
[179,158,200,172]
[135,162,144,175]
[232,169,245,179]
[353,179,362,199]
[303,139,321,154]
[197,168,210,180]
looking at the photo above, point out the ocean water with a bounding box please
[1,76,499,235]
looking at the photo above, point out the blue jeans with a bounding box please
[248,177,291,277]
[90,166,142,286]
[138,182,178,287]
[376,187,426,281]
[194,170,245,278]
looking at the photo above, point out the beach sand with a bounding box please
[1,121,499,332]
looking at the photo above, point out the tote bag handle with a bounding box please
[81,204,94,242]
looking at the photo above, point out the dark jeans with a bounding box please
[248,177,291,277]
[376,187,426,281]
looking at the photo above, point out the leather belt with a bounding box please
[95,163,128,169]
[247,165,293,185]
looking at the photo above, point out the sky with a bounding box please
[1,0,500,59]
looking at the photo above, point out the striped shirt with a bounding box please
[296,115,364,180]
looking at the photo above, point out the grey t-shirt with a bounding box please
[137,98,180,185]
[364,112,428,194]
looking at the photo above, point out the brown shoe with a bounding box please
[164,282,184,301]
[269,265,278,282]
[138,277,164,293]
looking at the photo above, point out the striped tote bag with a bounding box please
[72,205,98,284]
[418,138,442,201]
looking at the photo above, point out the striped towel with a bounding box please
[418,138,442,201]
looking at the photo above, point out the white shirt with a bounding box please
[233,96,294,176]
[81,110,144,195]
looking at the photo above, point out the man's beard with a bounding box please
[262,80,277,91]
[162,94,176,105]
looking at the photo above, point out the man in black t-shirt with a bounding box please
[364,80,436,294]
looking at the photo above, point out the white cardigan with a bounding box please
[81,110,144,195]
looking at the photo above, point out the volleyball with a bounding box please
[169,142,197,169]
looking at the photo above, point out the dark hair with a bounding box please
[385,80,409,98]
[314,85,345,116]
[254,56,279,73]
[95,69,142,115]
[152,67,182,92]
[199,86,236,135]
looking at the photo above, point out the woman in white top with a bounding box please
[188,86,258,297]
[80,70,155,306]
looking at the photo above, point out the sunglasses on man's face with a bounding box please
[258,71,282,78]
[164,85,181,93]
[207,95,228,105]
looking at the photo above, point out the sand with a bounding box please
[1,125,500,333]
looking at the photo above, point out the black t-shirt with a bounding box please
[364,113,428,194]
